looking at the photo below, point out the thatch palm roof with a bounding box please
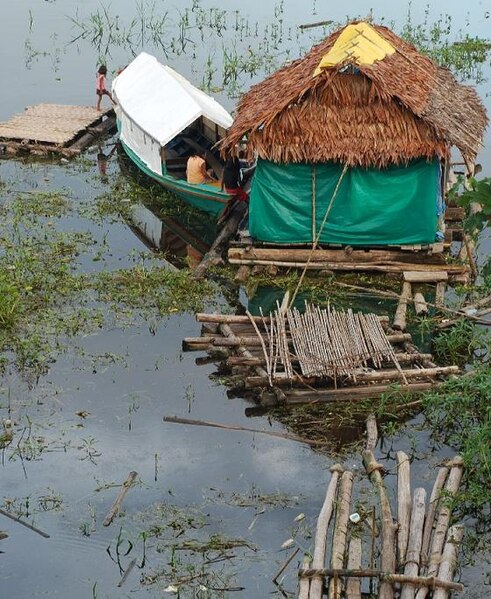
[221,22,487,168]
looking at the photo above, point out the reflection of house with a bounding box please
[222,22,487,247]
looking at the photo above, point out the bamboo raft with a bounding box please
[293,419,466,599]
[183,304,459,405]
[0,104,116,158]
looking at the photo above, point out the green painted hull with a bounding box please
[120,139,229,217]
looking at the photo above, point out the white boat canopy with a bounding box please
[113,52,233,176]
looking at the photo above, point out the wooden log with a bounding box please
[0,507,50,539]
[103,471,138,527]
[363,451,397,599]
[244,366,459,388]
[196,313,390,325]
[393,282,412,331]
[299,556,311,599]
[298,569,464,592]
[420,465,449,567]
[435,282,446,308]
[413,293,428,316]
[415,457,464,599]
[400,488,427,599]
[229,257,466,275]
[345,538,362,599]
[396,451,412,567]
[195,201,248,279]
[284,382,436,404]
[309,465,344,599]
[329,471,354,599]
[366,414,378,451]
[234,264,251,284]
[403,271,448,283]
[226,352,434,368]
[433,525,465,599]
[228,246,445,265]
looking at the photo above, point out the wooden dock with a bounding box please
[0,104,116,158]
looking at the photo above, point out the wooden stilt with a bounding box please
[420,465,449,567]
[414,292,428,316]
[345,538,362,599]
[329,471,354,599]
[298,556,311,599]
[393,282,412,331]
[433,525,465,599]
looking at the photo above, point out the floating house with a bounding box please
[222,22,487,248]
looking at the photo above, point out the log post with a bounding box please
[299,556,311,599]
[345,538,362,599]
[363,451,397,599]
[415,457,464,599]
[396,451,412,568]
[393,282,412,331]
[413,293,428,316]
[329,470,354,599]
[400,488,426,599]
[420,465,449,567]
[433,525,465,599]
[435,282,446,308]
[366,414,378,452]
[309,464,344,599]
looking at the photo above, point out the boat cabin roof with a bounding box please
[113,52,233,147]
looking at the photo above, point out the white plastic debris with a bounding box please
[281,538,295,549]
[164,585,179,593]
[349,512,361,524]
[294,513,305,522]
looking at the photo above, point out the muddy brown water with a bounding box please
[1,2,490,597]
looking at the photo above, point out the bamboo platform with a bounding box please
[292,418,466,599]
[183,305,459,406]
[0,104,116,158]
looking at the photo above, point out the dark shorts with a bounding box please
[96,89,110,97]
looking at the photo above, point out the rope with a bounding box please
[290,163,349,307]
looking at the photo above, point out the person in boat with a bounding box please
[186,151,216,184]
[96,65,113,111]
[221,154,249,203]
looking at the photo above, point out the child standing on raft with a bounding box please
[96,65,113,111]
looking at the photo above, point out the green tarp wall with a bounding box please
[249,158,439,245]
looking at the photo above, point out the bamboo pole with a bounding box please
[393,282,412,331]
[309,465,344,599]
[298,556,311,599]
[298,569,464,592]
[415,457,464,599]
[420,465,450,567]
[329,471,354,599]
[400,488,427,599]
[196,312,390,325]
[345,538,362,599]
[433,525,465,599]
[363,451,396,599]
[396,451,412,568]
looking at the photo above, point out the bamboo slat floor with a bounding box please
[0,104,114,156]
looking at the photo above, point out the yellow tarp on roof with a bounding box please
[313,22,395,76]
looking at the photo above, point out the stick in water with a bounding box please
[0,507,50,539]
[103,471,138,527]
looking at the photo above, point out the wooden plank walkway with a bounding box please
[0,104,115,157]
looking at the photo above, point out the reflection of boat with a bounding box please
[126,202,216,269]
[112,53,234,216]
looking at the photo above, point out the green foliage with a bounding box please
[423,367,491,517]
[0,270,21,330]
[433,320,489,366]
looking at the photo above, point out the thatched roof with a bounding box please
[221,22,488,168]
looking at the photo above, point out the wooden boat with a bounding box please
[112,53,234,216]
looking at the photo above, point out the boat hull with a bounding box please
[120,138,229,216]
